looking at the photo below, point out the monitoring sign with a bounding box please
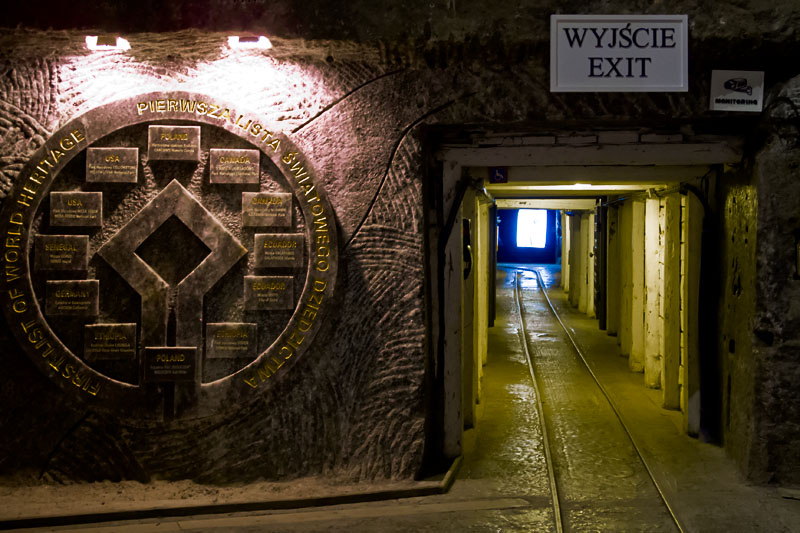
[709,70,764,112]
[550,14,689,92]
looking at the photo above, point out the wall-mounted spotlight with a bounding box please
[227,36,273,50]
[85,35,131,51]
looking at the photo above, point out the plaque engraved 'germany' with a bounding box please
[206,323,258,359]
[209,148,260,184]
[147,125,201,161]
[244,276,294,310]
[34,234,89,271]
[254,233,304,268]
[86,147,139,183]
[242,192,291,227]
[45,279,99,316]
[84,323,137,361]
[143,347,197,383]
[49,192,102,227]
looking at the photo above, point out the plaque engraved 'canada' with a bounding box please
[209,148,260,184]
[242,192,291,227]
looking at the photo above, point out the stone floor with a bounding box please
[4,264,800,532]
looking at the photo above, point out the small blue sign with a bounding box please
[489,167,508,184]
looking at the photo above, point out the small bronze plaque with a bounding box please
[86,147,139,183]
[206,323,257,359]
[34,234,89,271]
[209,148,260,184]
[147,125,201,161]
[254,233,304,268]
[49,192,102,227]
[242,192,292,227]
[45,280,99,316]
[84,323,137,361]
[244,276,294,310]
[143,346,197,383]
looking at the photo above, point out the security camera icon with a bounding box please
[724,78,753,96]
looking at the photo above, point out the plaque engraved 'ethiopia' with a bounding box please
[206,323,257,359]
[45,279,99,316]
[86,147,139,183]
[242,192,291,227]
[209,148,260,184]
[254,233,304,268]
[34,234,89,271]
[147,125,201,161]
[84,323,137,361]
[143,346,197,383]
[49,192,103,227]
[244,276,294,310]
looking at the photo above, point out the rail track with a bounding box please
[512,267,684,533]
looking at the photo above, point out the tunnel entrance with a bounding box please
[433,129,743,465]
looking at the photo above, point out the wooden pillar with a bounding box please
[562,212,570,291]
[579,212,590,313]
[619,201,633,356]
[606,204,620,336]
[569,214,582,308]
[586,212,596,318]
[630,199,645,372]
[644,196,662,388]
[662,193,681,409]
[682,193,703,434]
[462,188,476,428]
[442,161,463,458]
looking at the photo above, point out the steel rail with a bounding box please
[513,271,564,533]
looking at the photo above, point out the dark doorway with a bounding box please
[497,209,558,264]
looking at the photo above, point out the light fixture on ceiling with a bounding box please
[227,36,273,50]
[85,35,131,51]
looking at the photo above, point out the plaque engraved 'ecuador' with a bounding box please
[244,276,294,310]
[143,347,197,383]
[254,233,304,268]
[84,323,137,361]
[206,323,257,359]
[87,147,139,183]
[34,234,89,271]
[242,192,291,227]
[209,148,260,184]
[147,125,201,161]
[49,192,102,227]
[45,280,99,316]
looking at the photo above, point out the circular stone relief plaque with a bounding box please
[0,92,338,420]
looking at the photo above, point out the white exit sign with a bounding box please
[551,14,689,92]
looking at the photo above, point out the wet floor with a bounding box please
[513,266,676,531]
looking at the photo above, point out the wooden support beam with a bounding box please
[644,197,663,388]
[662,193,682,409]
[630,199,646,372]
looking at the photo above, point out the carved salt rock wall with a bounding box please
[0,30,432,483]
[749,76,800,483]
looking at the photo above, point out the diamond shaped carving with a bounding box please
[98,180,247,353]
